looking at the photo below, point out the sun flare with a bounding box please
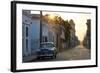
[48,14,55,19]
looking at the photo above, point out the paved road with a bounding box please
[56,45,91,61]
[27,45,91,62]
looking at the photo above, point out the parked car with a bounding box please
[36,42,57,59]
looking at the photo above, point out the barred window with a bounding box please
[26,27,28,37]
[26,39,28,52]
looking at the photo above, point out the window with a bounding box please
[26,39,28,52]
[26,27,28,37]
[25,20,27,22]
[30,22,32,24]
[42,36,47,42]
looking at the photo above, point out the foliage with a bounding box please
[43,14,72,41]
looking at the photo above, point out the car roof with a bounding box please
[40,42,54,44]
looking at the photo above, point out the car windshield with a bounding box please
[41,43,54,48]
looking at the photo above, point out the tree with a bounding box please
[43,14,72,48]
[63,20,72,47]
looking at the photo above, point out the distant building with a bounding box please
[42,21,56,44]
[83,19,91,49]
[42,18,66,51]
[59,25,66,50]
[68,19,79,48]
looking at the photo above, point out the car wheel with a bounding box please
[52,53,56,59]
[37,56,40,59]
[54,53,57,58]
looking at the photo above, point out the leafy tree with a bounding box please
[43,14,72,48]
[63,20,72,48]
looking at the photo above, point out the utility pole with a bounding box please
[40,11,42,46]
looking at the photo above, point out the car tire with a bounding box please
[52,53,56,59]
[54,54,57,58]
[37,56,40,59]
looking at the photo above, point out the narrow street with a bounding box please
[27,45,91,62]
[55,45,91,61]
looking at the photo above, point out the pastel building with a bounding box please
[22,10,32,57]
[22,10,40,58]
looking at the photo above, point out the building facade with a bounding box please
[22,10,41,60]
[22,10,32,57]
[68,19,79,48]
[83,19,91,49]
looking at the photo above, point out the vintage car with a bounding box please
[36,42,57,59]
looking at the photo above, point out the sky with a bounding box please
[31,11,91,42]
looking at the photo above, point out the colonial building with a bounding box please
[22,10,41,62]
[59,25,66,50]
[22,10,32,57]
[42,15,66,51]
[83,19,91,49]
[68,19,79,48]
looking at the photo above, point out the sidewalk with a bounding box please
[23,54,37,62]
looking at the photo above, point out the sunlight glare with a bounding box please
[49,14,55,19]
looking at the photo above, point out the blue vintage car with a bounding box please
[37,42,57,59]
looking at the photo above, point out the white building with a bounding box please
[42,21,57,44]
[22,10,32,57]
[22,10,41,59]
